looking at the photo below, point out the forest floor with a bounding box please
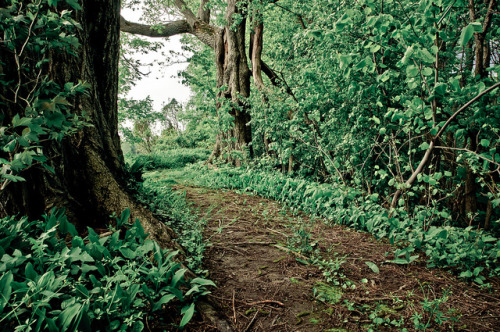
[146,168,500,331]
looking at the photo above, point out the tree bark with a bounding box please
[212,1,253,164]
[0,0,176,247]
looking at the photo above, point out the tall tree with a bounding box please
[120,0,276,164]
[0,0,175,245]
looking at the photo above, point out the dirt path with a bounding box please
[176,185,500,331]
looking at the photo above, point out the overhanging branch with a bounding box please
[120,16,190,38]
[120,15,217,49]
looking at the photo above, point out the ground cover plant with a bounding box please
[0,209,213,331]
[138,169,209,272]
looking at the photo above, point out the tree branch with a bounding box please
[120,16,190,38]
[173,0,198,27]
[120,15,217,49]
[197,0,211,23]
[390,82,500,209]
[273,3,306,29]
[260,61,299,102]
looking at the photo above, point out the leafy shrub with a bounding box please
[191,165,500,279]
[156,128,214,150]
[127,148,211,171]
[0,209,213,331]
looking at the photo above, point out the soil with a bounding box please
[173,185,500,331]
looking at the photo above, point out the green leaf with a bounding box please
[171,268,187,289]
[422,67,433,76]
[406,65,419,77]
[1,174,26,182]
[120,247,136,259]
[388,255,419,265]
[12,116,32,128]
[401,46,414,65]
[434,83,447,96]
[420,49,435,64]
[480,139,490,147]
[153,294,176,311]
[419,142,430,150]
[191,278,216,287]
[179,303,195,328]
[118,208,130,229]
[57,302,82,331]
[0,271,13,313]
[25,262,38,281]
[48,0,59,7]
[370,44,381,53]
[459,24,475,46]
[481,235,497,243]
[365,261,379,274]
[65,0,82,10]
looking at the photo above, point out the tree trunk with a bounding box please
[0,0,175,247]
[210,0,253,164]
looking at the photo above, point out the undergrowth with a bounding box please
[136,169,208,273]
[0,209,213,331]
[189,164,500,281]
[127,148,210,172]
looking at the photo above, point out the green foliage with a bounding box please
[139,172,208,272]
[0,0,91,190]
[410,286,459,330]
[249,0,500,229]
[128,148,211,172]
[0,209,213,331]
[191,165,500,279]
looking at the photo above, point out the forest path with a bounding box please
[172,185,500,331]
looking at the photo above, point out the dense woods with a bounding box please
[1,0,499,330]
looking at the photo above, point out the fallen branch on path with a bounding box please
[351,296,392,302]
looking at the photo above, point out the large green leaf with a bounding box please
[459,23,482,46]
[179,303,195,328]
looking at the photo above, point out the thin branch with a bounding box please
[434,145,500,167]
[273,3,306,29]
[390,82,500,209]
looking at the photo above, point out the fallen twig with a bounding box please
[351,296,392,302]
[245,300,285,307]
[244,311,259,332]
[232,290,237,324]
[230,241,276,246]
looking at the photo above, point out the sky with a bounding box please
[120,7,192,112]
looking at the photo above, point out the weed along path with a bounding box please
[171,185,500,331]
